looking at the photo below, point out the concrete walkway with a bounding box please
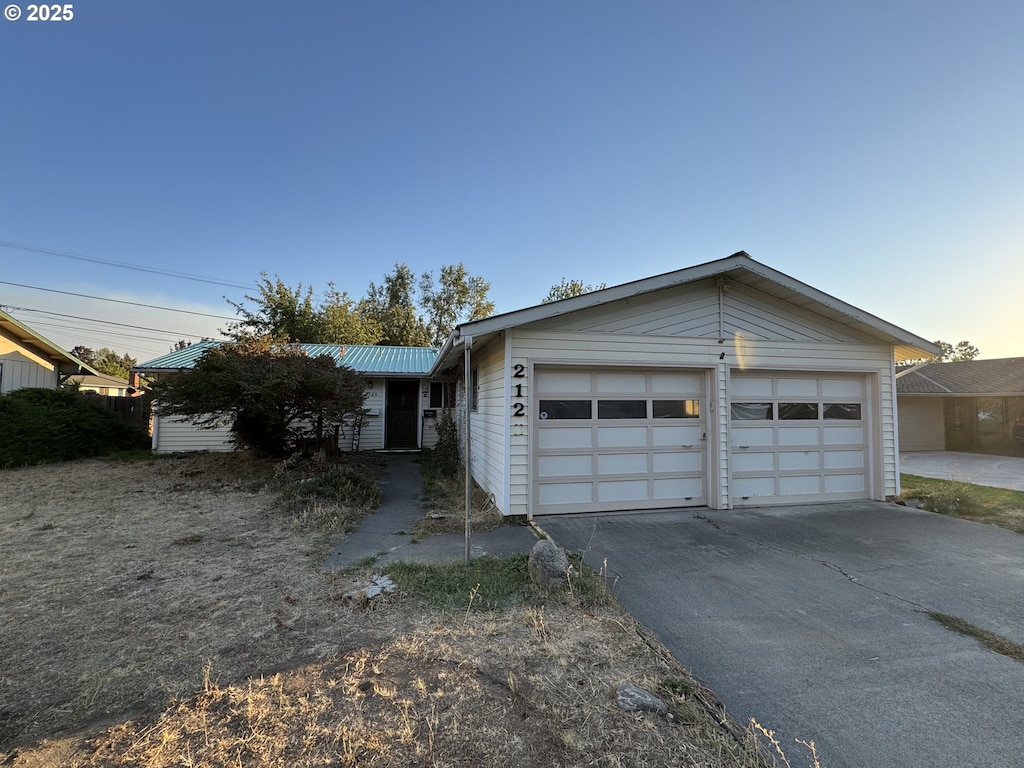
[900,450,1024,491]
[323,454,538,570]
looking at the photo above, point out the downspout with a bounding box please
[463,335,473,565]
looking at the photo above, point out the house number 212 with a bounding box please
[511,364,526,418]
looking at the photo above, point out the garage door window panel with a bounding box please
[538,400,591,420]
[598,400,647,419]
[653,400,700,419]
[779,402,819,420]
[732,403,773,420]
[824,403,861,420]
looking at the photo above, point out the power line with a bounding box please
[0,240,256,290]
[2,305,222,339]
[0,279,238,321]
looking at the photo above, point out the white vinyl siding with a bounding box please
[528,279,876,344]
[153,415,234,453]
[467,337,507,513]
[897,396,946,452]
[0,335,60,392]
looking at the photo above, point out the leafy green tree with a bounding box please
[149,338,367,456]
[419,263,495,346]
[321,285,383,345]
[225,274,381,344]
[363,263,432,347]
[70,345,97,365]
[69,346,137,378]
[225,274,325,342]
[935,340,980,362]
[93,349,137,378]
[542,277,607,303]
[905,340,981,366]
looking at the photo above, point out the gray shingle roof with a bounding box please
[135,341,438,376]
[896,358,1024,395]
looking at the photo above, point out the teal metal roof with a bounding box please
[135,341,438,376]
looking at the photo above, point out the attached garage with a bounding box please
[533,367,707,514]
[435,252,940,516]
[729,373,870,504]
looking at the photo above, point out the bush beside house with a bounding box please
[0,388,151,467]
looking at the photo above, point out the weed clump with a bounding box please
[285,466,382,508]
[918,480,979,517]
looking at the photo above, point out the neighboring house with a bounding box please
[896,358,1024,454]
[0,307,97,393]
[431,252,937,516]
[134,342,442,454]
[68,371,134,396]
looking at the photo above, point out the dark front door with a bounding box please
[386,380,419,449]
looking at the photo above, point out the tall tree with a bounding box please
[321,285,383,345]
[542,277,607,303]
[70,346,136,378]
[70,345,97,365]
[225,274,325,342]
[363,263,432,347]
[419,263,495,346]
[225,274,379,344]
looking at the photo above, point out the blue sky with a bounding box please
[2,1,1021,362]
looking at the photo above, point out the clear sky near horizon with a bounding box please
[2,1,1022,363]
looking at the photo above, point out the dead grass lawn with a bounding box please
[0,452,775,767]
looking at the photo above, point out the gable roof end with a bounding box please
[0,307,99,376]
[432,252,940,373]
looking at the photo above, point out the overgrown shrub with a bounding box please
[920,480,979,517]
[0,388,151,468]
[431,409,461,476]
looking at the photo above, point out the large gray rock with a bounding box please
[615,683,669,716]
[528,538,572,589]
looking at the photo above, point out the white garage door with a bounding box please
[533,367,707,514]
[730,374,869,505]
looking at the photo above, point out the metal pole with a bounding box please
[463,335,473,565]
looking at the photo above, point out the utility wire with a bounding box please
[3,305,222,339]
[0,279,238,321]
[0,240,256,290]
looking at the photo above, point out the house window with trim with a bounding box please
[471,368,479,411]
[429,381,456,408]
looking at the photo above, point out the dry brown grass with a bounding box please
[0,451,774,768]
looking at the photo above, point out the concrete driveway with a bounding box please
[900,450,1024,491]
[537,502,1024,768]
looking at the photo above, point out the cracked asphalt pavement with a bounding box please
[537,502,1024,768]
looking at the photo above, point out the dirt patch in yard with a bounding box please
[0,452,773,767]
